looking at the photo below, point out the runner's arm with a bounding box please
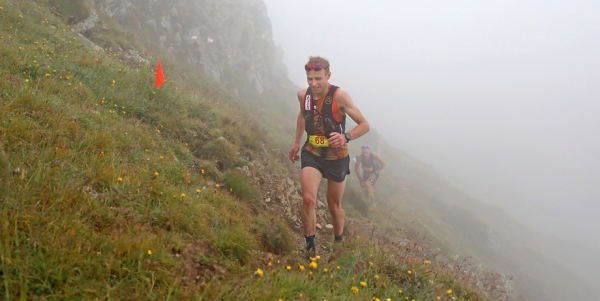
[294,88,306,144]
[373,153,386,174]
[336,89,369,142]
[289,89,306,162]
[354,156,363,181]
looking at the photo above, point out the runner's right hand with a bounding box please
[289,143,300,162]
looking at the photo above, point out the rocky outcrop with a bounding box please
[90,0,290,93]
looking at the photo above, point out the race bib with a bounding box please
[309,135,329,147]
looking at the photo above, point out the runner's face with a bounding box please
[306,69,330,95]
[361,149,370,156]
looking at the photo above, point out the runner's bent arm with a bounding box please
[328,89,369,147]
[373,153,386,174]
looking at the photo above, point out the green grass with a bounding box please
[0,1,489,300]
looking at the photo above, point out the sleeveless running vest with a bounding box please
[361,152,379,172]
[302,85,349,160]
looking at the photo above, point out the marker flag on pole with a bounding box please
[155,59,165,88]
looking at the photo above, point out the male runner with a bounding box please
[354,145,386,206]
[288,56,370,256]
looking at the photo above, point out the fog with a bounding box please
[264,0,600,296]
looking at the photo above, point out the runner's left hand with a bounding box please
[328,132,346,147]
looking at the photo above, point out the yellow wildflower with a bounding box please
[286,265,291,271]
[215,183,220,188]
[196,189,201,193]
[424,260,431,264]
[337,266,340,269]
[25,79,29,83]
[398,289,403,293]
[298,264,305,271]
[315,255,321,261]
[374,275,379,280]
[360,281,367,287]
[323,268,328,273]
[117,177,123,182]
[369,261,374,267]
[447,289,453,294]
[309,261,317,269]
[256,268,264,277]
[351,286,359,294]
[147,250,152,255]
[267,262,272,267]
[45,73,50,77]
[180,193,185,198]
[201,169,205,174]
[154,171,159,177]
[407,270,412,274]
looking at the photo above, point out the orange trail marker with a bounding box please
[155,59,165,88]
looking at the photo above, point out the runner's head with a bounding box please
[361,145,370,156]
[305,56,331,95]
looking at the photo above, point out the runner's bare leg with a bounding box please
[326,179,346,237]
[301,167,322,236]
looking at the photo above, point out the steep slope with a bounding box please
[3,0,594,300]
[0,1,490,300]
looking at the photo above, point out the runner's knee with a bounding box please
[302,192,317,208]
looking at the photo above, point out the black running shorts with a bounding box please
[301,148,350,183]
[362,171,380,185]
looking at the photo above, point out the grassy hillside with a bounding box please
[0,1,488,300]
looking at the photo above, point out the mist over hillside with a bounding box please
[263,0,599,300]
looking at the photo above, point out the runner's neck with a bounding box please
[313,84,331,100]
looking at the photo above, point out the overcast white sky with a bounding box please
[264,0,600,291]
